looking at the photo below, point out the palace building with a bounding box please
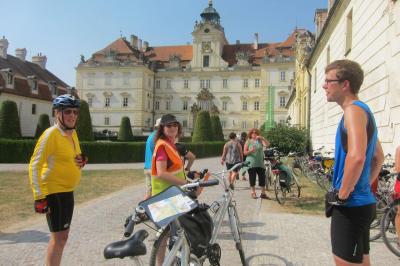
[76,1,301,136]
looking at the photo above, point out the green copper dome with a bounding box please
[200,0,220,23]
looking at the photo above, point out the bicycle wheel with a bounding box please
[265,168,273,191]
[288,180,301,198]
[380,201,400,257]
[274,177,287,205]
[228,205,247,266]
[370,196,388,241]
[149,225,183,266]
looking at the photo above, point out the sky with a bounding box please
[1,0,327,87]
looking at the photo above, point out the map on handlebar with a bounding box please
[138,186,198,227]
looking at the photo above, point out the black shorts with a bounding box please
[226,162,241,173]
[331,203,376,263]
[46,192,74,232]
[247,167,266,187]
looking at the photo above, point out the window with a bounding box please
[242,101,248,111]
[279,119,285,125]
[254,120,259,129]
[184,80,189,89]
[6,73,14,86]
[223,79,228,88]
[123,97,128,107]
[326,46,331,64]
[87,73,95,86]
[182,120,188,128]
[88,98,93,107]
[148,78,151,88]
[243,79,248,88]
[147,100,150,109]
[183,101,188,110]
[105,72,112,85]
[254,101,259,111]
[155,80,161,89]
[48,81,57,96]
[280,71,286,81]
[166,101,171,110]
[280,96,286,107]
[155,101,160,110]
[200,79,210,89]
[222,101,228,111]
[255,78,260,88]
[203,55,209,67]
[345,10,353,55]
[105,97,110,107]
[104,117,110,125]
[122,72,130,85]
[166,80,172,89]
[32,104,36,115]
[221,121,226,128]
[242,121,247,129]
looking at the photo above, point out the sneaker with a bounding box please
[260,193,270,200]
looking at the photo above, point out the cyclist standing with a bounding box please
[323,60,384,265]
[143,118,160,199]
[221,132,243,188]
[28,94,88,266]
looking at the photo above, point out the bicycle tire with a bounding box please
[265,169,273,191]
[370,197,388,241]
[274,178,286,205]
[149,225,182,266]
[380,201,400,257]
[228,206,247,266]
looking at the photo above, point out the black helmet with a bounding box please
[53,94,80,109]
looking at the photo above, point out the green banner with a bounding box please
[265,86,275,130]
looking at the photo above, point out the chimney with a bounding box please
[0,36,9,59]
[130,34,138,49]
[32,53,47,69]
[253,33,259,49]
[15,48,27,61]
[143,41,149,51]
[138,38,142,51]
[314,9,328,39]
[236,40,240,45]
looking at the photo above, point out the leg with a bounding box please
[47,229,69,266]
[248,168,257,198]
[144,169,152,199]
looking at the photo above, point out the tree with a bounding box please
[262,124,308,154]
[210,114,224,141]
[192,110,213,142]
[34,114,50,138]
[76,100,94,141]
[118,116,133,141]
[0,100,21,139]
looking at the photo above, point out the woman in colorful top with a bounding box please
[151,114,187,196]
[244,128,270,199]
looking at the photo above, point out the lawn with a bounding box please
[0,169,144,230]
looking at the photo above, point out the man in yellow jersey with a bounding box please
[28,94,88,266]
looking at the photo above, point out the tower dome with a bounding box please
[200,0,220,24]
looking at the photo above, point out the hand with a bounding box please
[186,171,200,180]
[326,189,348,206]
[220,159,225,165]
[75,153,88,168]
[34,199,48,214]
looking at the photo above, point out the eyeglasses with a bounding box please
[62,109,79,115]
[165,123,179,128]
[324,79,343,85]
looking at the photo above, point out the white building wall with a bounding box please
[309,0,400,155]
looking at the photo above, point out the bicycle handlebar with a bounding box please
[229,161,250,172]
[181,179,219,190]
[124,206,146,237]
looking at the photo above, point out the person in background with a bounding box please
[238,132,248,181]
[244,128,270,199]
[143,118,161,199]
[323,59,384,266]
[28,94,88,266]
[221,132,243,189]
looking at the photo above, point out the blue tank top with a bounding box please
[333,101,377,207]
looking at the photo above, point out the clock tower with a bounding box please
[190,0,228,70]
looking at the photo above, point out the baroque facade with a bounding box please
[76,1,297,136]
[307,0,400,154]
[0,37,71,137]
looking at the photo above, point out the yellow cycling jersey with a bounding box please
[29,125,82,200]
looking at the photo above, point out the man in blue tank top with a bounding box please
[323,60,384,265]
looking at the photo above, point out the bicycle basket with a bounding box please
[138,186,198,228]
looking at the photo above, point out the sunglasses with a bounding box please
[165,123,179,128]
[62,109,80,115]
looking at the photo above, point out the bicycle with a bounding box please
[380,194,400,257]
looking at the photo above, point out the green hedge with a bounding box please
[0,139,224,163]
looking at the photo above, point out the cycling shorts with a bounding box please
[46,192,74,232]
[226,162,241,173]
[331,203,376,263]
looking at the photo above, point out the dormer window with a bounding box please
[0,68,14,89]
[48,81,57,97]
[28,75,38,93]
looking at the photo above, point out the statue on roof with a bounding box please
[80,55,85,63]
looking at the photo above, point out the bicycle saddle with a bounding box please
[103,229,148,259]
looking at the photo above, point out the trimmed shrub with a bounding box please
[76,100,94,141]
[210,115,224,141]
[34,114,51,138]
[0,100,21,139]
[192,110,213,142]
[118,117,134,141]
[262,124,308,154]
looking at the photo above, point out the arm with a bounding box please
[184,151,196,171]
[339,105,369,200]
[155,159,187,186]
[395,146,400,173]
[369,140,384,184]
[221,143,228,165]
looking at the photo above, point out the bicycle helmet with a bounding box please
[53,94,80,109]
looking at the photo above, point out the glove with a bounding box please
[186,171,197,180]
[34,199,48,213]
[325,189,348,206]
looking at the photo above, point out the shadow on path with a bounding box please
[0,230,49,244]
